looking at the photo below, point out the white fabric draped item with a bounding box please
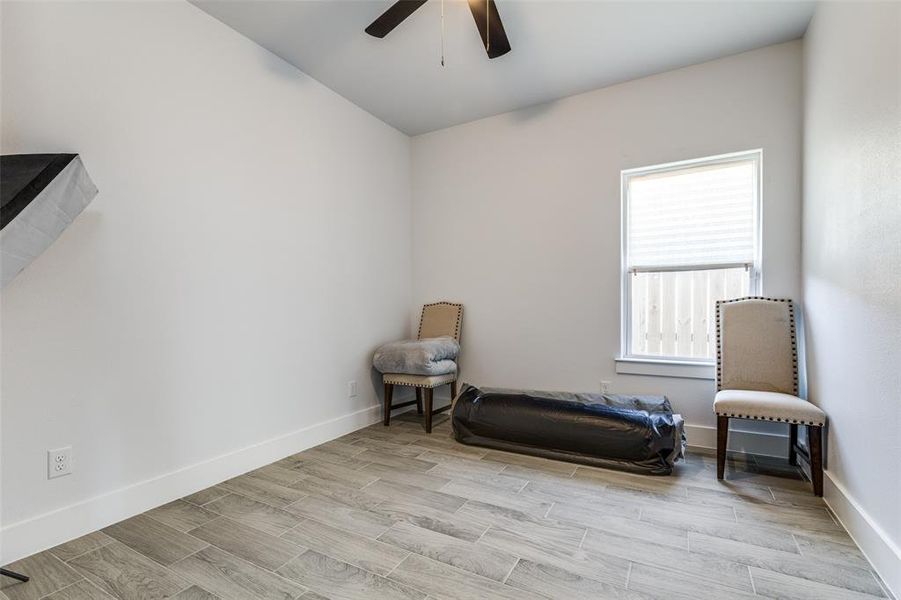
[1,156,98,287]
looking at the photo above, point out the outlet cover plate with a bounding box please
[48,446,72,479]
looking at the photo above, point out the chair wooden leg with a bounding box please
[450,380,458,400]
[424,387,434,434]
[717,416,729,480]
[383,383,394,426]
[415,388,423,415]
[809,425,824,497]
[788,423,798,466]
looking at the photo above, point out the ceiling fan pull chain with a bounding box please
[440,0,446,66]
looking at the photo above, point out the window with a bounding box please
[621,150,761,363]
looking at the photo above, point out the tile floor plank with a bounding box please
[361,463,452,491]
[639,505,799,553]
[506,558,652,600]
[793,534,872,570]
[458,500,586,553]
[171,585,220,600]
[406,437,489,460]
[277,550,425,600]
[749,566,887,600]
[189,518,305,571]
[281,519,409,576]
[102,515,208,566]
[377,521,517,582]
[0,551,82,600]
[247,464,308,487]
[626,563,759,600]
[688,532,885,596]
[284,449,363,468]
[425,463,527,493]
[544,496,640,525]
[413,451,505,477]
[481,449,577,476]
[582,528,755,593]
[43,580,116,600]
[284,495,394,539]
[477,527,630,587]
[183,487,231,507]
[220,475,306,509]
[289,476,384,512]
[314,440,369,459]
[292,461,379,490]
[550,508,688,549]
[601,484,737,521]
[146,500,218,533]
[351,450,437,473]
[364,480,466,513]
[203,494,301,537]
[69,542,190,600]
[734,502,843,533]
[438,479,550,517]
[49,532,116,563]
[369,500,488,543]
[348,437,426,458]
[386,553,544,600]
[169,545,306,600]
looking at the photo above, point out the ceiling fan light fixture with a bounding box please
[365,0,511,60]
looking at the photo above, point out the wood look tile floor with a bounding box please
[2,413,891,600]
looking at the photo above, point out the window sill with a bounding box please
[615,357,715,380]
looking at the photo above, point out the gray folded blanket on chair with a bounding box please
[373,336,460,376]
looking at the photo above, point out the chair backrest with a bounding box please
[716,297,798,395]
[418,302,463,342]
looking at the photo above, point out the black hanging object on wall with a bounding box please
[365,0,511,59]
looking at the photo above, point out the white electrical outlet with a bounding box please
[600,380,612,394]
[48,446,72,479]
[347,380,358,398]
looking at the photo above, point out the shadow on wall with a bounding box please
[507,99,562,124]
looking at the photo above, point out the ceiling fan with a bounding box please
[365,0,511,59]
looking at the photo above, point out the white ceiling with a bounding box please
[192,0,815,135]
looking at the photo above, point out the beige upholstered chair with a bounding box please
[714,297,826,495]
[383,302,463,433]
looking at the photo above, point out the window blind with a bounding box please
[626,158,757,271]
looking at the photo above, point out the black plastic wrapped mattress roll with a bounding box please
[452,385,685,475]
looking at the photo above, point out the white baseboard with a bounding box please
[824,472,900,599]
[684,423,788,458]
[0,403,384,564]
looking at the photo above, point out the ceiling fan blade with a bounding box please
[365,0,429,38]
[467,0,511,59]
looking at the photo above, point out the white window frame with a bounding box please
[618,149,763,372]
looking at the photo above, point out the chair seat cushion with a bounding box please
[715,390,825,426]
[383,372,456,388]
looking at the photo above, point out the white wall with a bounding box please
[802,3,900,595]
[0,1,411,562]
[412,42,803,447]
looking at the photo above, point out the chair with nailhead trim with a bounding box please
[382,302,463,433]
[714,297,826,495]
